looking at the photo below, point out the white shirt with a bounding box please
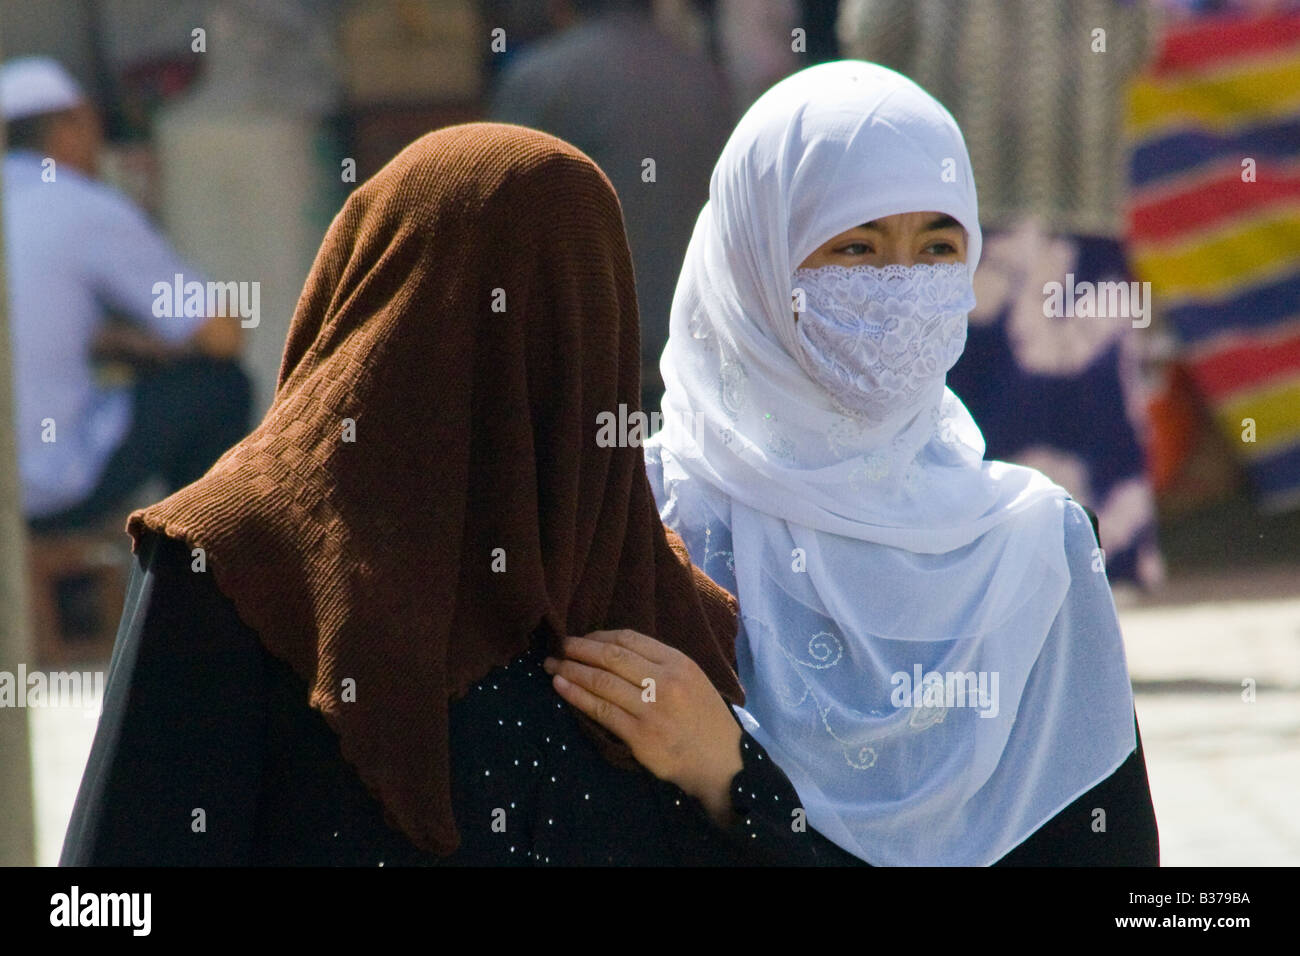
[4,149,208,517]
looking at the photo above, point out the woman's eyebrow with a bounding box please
[921,214,962,232]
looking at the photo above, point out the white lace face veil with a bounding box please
[789,260,975,425]
[650,60,1138,866]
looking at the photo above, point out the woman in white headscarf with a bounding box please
[545,60,1158,866]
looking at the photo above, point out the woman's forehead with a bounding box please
[851,213,964,232]
[819,214,967,242]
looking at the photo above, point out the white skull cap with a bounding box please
[0,56,86,122]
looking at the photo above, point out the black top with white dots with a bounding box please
[60,531,833,866]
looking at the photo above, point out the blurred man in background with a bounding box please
[2,56,251,535]
[489,0,733,413]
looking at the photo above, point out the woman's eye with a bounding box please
[839,242,872,256]
[925,241,959,255]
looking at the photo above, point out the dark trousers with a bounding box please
[29,356,253,533]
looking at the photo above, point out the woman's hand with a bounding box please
[544,629,743,827]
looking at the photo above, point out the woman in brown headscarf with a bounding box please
[58,123,827,866]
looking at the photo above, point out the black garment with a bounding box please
[29,356,252,533]
[60,532,825,866]
[62,531,1158,867]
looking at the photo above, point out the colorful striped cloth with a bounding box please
[1126,8,1300,513]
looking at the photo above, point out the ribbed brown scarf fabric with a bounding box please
[125,122,743,856]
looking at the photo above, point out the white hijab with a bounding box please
[647,60,1138,866]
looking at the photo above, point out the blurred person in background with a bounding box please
[714,0,802,115]
[1,56,251,535]
[488,0,733,413]
[839,0,1166,591]
[478,0,565,81]
[700,0,842,117]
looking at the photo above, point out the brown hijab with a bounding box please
[125,122,743,856]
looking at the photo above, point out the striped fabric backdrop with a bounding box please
[1126,9,1300,512]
